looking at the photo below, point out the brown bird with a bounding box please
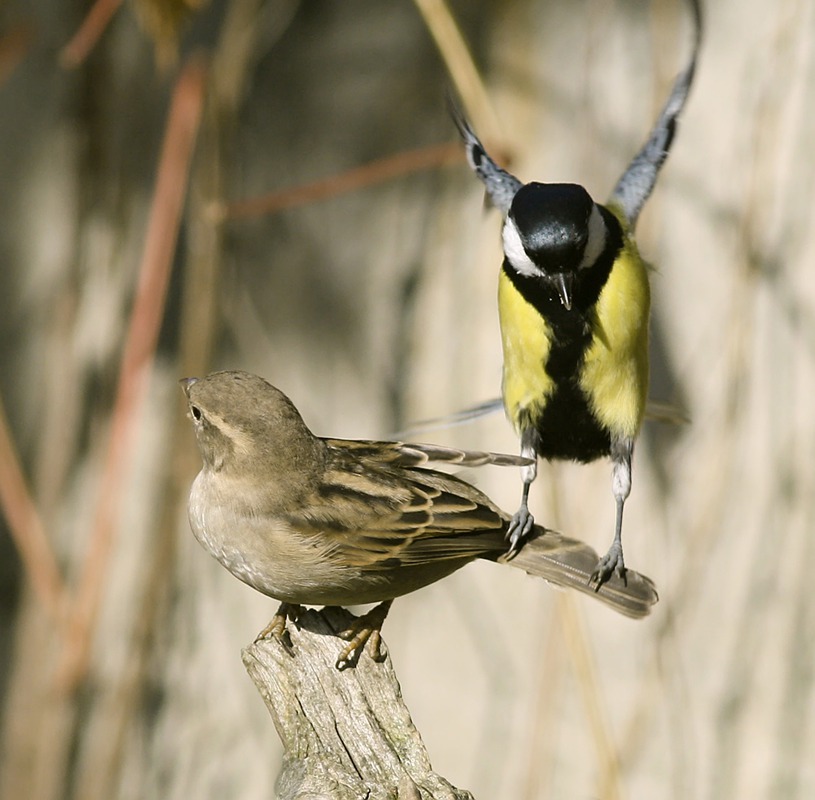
[182,370,658,668]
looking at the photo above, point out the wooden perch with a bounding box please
[242,607,474,800]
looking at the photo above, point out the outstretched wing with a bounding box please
[294,444,659,618]
[449,99,523,215]
[609,0,702,228]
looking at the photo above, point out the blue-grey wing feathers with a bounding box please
[449,100,522,216]
[609,0,702,228]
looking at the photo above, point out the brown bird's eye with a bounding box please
[190,405,202,421]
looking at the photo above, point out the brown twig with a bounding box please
[60,0,123,69]
[56,55,208,691]
[0,23,35,86]
[89,0,273,789]
[0,392,66,627]
[216,141,462,220]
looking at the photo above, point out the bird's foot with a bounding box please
[589,543,627,589]
[255,602,303,655]
[505,507,535,558]
[335,600,393,670]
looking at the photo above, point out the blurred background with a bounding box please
[1,0,814,798]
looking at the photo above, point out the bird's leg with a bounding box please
[335,600,393,670]
[256,602,303,655]
[506,436,538,556]
[591,439,633,587]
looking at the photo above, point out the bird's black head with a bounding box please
[503,183,606,310]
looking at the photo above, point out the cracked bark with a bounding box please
[242,606,474,800]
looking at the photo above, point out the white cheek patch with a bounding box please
[502,217,539,277]
[579,204,607,269]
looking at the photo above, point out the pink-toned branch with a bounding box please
[60,0,123,69]
[218,141,462,220]
[0,24,35,86]
[57,55,208,690]
[0,394,66,627]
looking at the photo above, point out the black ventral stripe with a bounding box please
[523,383,613,462]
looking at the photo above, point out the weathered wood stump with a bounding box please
[242,607,474,800]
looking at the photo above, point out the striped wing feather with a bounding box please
[294,443,508,569]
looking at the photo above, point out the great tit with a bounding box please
[452,0,701,585]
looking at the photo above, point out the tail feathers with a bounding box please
[501,527,659,619]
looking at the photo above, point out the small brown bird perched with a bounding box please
[182,370,658,668]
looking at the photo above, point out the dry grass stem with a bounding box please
[412,0,502,144]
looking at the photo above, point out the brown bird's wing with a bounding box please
[320,438,532,468]
[291,444,510,570]
[302,440,658,618]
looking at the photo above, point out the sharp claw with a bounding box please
[335,628,387,670]
[588,545,626,590]
[256,603,302,656]
[333,600,392,670]
[506,507,535,556]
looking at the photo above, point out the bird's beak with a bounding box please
[179,377,199,397]
[553,273,574,311]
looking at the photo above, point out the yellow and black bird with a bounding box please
[452,0,701,585]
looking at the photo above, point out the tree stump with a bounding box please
[242,607,474,800]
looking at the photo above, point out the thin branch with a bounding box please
[91,0,275,789]
[60,0,123,69]
[56,55,208,691]
[0,23,35,86]
[0,391,66,627]
[216,141,462,220]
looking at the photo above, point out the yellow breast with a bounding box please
[498,269,554,432]
[580,219,650,439]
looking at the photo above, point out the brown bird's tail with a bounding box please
[498,527,659,619]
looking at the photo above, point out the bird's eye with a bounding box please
[190,405,202,421]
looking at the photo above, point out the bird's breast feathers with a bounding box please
[499,224,649,442]
[580,232,650,438]
[188,470,342,602]
[498,268,556,424]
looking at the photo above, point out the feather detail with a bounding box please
[499,526,658,618]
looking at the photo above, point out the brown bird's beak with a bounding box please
[553,272,574,311]
[179,377,199,397]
